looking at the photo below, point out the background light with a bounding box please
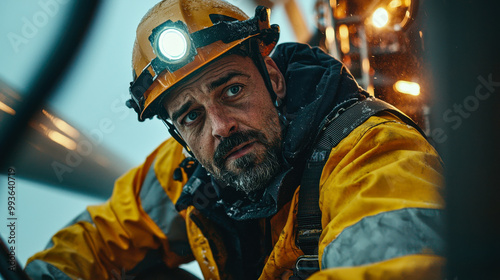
[394,80,420,96]
[0,100,15,115]
[158,29,187,60]
[325,26,335,45]
[38,123,78,150]
[42,109,80,138]
[47,130,77,150]
[339,24,350,54]
[372,8,389,28]
[389,0,403,9]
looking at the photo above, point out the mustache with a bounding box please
[213,130,268,169]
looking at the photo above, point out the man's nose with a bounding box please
[209,108,238,140]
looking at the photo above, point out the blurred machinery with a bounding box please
[255,0,429,132]
[316,0,428,131]
[315,0,428,131]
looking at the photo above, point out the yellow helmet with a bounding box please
[128,0,280,121]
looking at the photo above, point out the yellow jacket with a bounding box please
[26,112,445,279]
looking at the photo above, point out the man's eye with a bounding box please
[225,85,242,97]
[183,111,199,124]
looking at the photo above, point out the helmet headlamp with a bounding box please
[157,29,188,60]
[149,20,197,74]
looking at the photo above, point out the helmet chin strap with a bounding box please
[248,39,278,105]
[248,39,288,127]
[161,118,196,157]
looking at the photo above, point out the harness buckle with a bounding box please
[291,255,320,279]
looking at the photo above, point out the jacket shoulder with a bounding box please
[115,137,187,204]
[315,112,445,278]
[153,137,188,203]
[319,111,444,231]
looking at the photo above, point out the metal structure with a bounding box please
[0,1,102,279]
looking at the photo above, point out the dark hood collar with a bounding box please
[275,43,367,160]
[201,43,368,220]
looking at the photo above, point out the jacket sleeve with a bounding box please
[311,113,445,279]
[24,138,194,280]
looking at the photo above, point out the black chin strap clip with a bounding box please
[160,119,195,157]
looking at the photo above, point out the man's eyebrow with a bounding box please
[171,100,193,123]
[170,72,249,122]
[207,71,250,92]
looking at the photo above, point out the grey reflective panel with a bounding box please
[25,259,72,280]
[322,208,444,269]
[140,162,192,256]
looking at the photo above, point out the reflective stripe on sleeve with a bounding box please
[24,259,72,280]
[322,207,444,269]
[140,163,191,256]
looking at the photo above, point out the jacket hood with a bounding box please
[275,43,367,160]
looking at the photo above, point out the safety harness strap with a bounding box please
[294,97,425,278]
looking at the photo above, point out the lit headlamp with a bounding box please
[127,6,279,121]
[149,20,197,74]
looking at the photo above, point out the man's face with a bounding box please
[164,54,285,193]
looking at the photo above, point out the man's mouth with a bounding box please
[213,131,268,170]
[225,140,256,161]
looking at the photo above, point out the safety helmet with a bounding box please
[127,0,280,123]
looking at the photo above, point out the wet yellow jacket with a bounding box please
[25,111,445,279]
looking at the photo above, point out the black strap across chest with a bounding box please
[296,98,425,255]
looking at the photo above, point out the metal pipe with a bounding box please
[0,1,101,170]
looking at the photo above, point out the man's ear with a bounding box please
[263,56,286,99]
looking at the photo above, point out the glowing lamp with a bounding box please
[394,80,420,96]
[372,8,389,28]
[157,28,189,61]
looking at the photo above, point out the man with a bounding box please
[25,0,445,279]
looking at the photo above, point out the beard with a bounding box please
[204,129,282,194]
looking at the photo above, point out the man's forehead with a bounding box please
[163,55,254,111]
